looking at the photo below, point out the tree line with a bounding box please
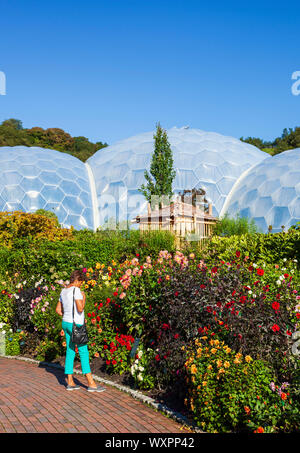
[240,126,300,155]
[0,118,108,162]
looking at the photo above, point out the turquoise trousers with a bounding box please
[62,320,91,375]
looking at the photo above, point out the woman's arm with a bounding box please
[56,300,63,316]
[75,290,86,313]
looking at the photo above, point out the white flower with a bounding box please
[248,290,252,295]
[138,366,144,372]
[283,258,287,262]
[137,350,143,359]
[253,263,257,268]
[276,280,281,286]
[279,275,284,281]
[137,374,143,381]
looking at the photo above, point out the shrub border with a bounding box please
[2,355,203,433]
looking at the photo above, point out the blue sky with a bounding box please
[0,0,299,145]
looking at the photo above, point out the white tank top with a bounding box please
[60,286,84,325]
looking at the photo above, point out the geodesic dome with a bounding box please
[87,126,267,226]
[221,148,300,233]
[0,146,94,230]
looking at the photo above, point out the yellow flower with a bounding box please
[201,336,208,340]
[224,361,230,368]
[191,365,197,374]
[211,348,217,354]
[207,365,212,370]
[219,368,225,374]
[234,357,241,364]
[108,266,112,272]
[96,263,101,269]
[216,360,222,368]
[85,284,89,289]
[202,381,207,386]
[245,355,252,363]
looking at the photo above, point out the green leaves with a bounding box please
[139,123,176,204]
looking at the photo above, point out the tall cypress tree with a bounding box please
[139,123,176,208]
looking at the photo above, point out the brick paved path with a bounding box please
[0,357,190,433]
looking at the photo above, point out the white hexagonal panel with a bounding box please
[222,148,300,232]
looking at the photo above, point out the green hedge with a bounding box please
[200,230,300,264]
[0,229,176,282]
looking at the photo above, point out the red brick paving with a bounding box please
[0,358,191,433]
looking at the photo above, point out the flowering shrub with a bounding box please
[34,339,61,362]
[0,211,74,248]
[130,345,156,389]
[85,298,135,375]
[185,334,295,433]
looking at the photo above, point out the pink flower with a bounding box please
[82,268,87,273]
[119,292,126,299]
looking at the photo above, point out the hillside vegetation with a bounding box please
[0,118,108,162]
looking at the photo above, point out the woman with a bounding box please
[56,269,105,392]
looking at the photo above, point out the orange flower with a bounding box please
[62,341,66,347]
[60,330,64,336]
[254,426,264,433]
[244,406,251,415]
[94,352,99,358]
[281,392,287,400]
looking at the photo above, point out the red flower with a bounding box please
[155,354,160,361]
[175,291,179,297]
[174,334,179,339]
[236,251,241,258]
[286,330,292,336]
[200,284,206,289]
[272,301,280,311]
[106,360,111,365]
[136,253,140,257]
[211,267,218,273]
[272,324,280,333]
[87,313,92,318]
[248,266,253,272]
[257,268,264,276]
[284,273,289,278]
